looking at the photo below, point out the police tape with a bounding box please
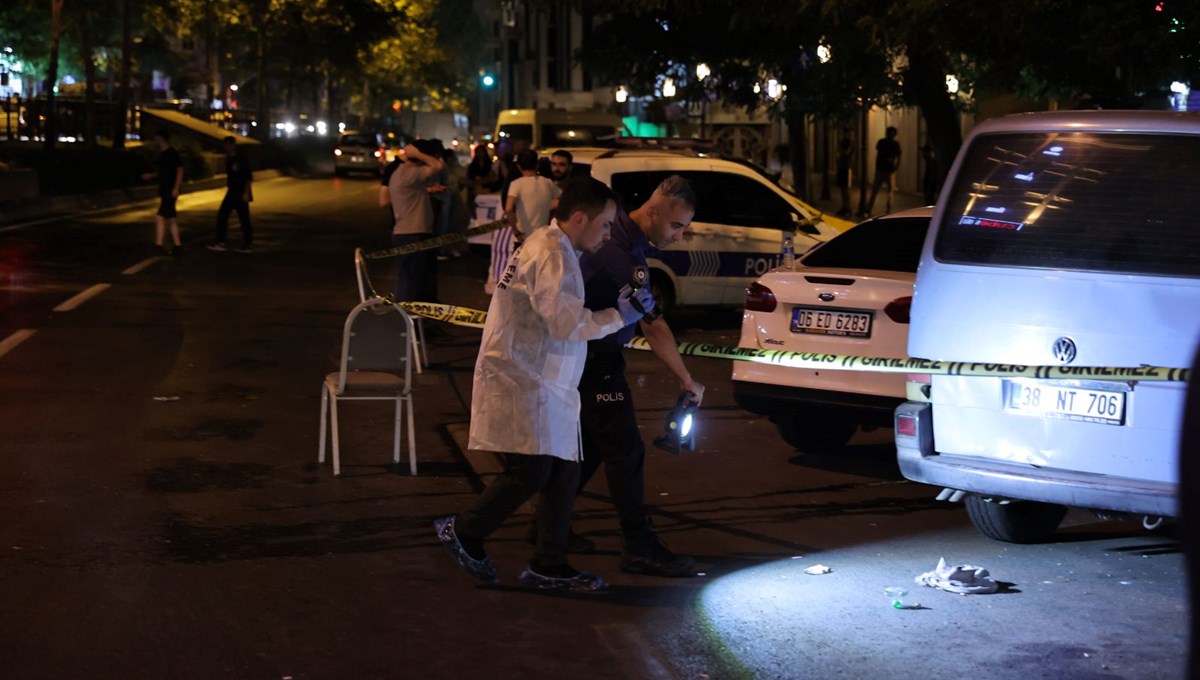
[387,300,1193,383]
[361,220,509,260]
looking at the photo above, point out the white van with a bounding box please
[494,108,627,151]
[895,110,1200,543]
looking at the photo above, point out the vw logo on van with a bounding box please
[1052,337,1078,364]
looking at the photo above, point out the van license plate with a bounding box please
[790,307,872,337]
[1004,379,1126,425]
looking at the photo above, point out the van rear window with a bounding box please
[934,131,1200,278]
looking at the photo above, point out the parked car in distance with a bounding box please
[733,207,933,452]
[334,131,384,177]
[895,110,1200,543]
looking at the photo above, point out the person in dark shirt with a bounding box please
[207,136,254,253]
[863,126,901,217]
[530,175,705,577]
[141,128,183,255]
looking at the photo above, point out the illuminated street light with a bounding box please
[615,85,629,103]
[946,74,959,94]
[767,79,781,99]
[662,78,676,98]
[817,44,832,64]
[230,84,238,92]
[696,63,711,80]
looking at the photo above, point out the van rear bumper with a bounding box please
[895,401,1178,517]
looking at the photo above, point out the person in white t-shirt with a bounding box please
[504,148,562,241]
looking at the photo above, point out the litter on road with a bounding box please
[915,557,999,594]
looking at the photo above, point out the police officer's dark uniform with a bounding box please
[575,207,695,577]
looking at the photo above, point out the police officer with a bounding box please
[574,175,704,577]
[434,178,656,592]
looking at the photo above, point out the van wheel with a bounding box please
[649,272,676,315]
[964,495,1067,544]
[776,413,856,454]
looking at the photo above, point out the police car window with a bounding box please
[712,173,791,228]
[935,131,1200,278]
[801,216,931,272]
[609,172,659,212]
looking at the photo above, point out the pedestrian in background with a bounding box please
[550,149,575,187]
[141,128,184,255]
[504,148,561,242]
[437,146,470,259]
[532,175,703,577]
[387,140,445,303]
[206,136,253,253]
[863,126,902,217]
[434,178,656,592]
[835,136,854,217]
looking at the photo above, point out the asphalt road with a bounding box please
[0,175,1187,679]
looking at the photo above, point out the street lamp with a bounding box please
[945,75,959,94]
[662,78,676,98]
[615,85,629,103]
[696,63,711,80]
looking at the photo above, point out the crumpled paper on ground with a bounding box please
[803,564,832,575]
[914,557,999,594]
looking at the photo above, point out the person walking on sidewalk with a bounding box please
[207,136,254,253]
[533,175,704,577]
[434,178,656,592]
[141,128,184,255]
[863,126,902,217]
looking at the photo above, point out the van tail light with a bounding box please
[906,372,932,402]
[895,412,920,437]
[744,282,777,312]
[884,296,912,324]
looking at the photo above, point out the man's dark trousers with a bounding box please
[457,453,579,568]
[216,193,252,248]
[577,351,647,527]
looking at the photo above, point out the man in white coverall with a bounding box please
[434,178,656,592]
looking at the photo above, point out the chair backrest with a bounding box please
[354,247,368,302]
[335,297,415,391]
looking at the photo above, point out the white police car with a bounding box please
[585,149,851,308]
[896,110,1200,543]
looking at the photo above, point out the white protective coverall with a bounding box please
[468,222,625,460]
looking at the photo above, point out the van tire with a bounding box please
[776,413,856,454]
[965,495,1068,543]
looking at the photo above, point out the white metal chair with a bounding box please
[319,296,418,476]
[354,247,428,372]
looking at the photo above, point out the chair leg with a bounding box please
[330,392,342,477]
[318,385,329,464]
[406,396,417,476]
[393,398,402,466]
[411,322,425,374]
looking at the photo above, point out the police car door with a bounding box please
[681,170,814,304]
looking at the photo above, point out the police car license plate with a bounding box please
[790,307,872,337]
[1003,379,1126,425]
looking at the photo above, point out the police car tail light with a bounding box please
[744,282,777,312]
[884,296,912,324]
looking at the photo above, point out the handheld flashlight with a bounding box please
[653,391,698,454]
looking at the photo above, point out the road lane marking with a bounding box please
[122,257,163,275]
[0,329,36,359]
[53,283,111,311]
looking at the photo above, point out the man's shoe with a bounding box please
[206,243,228,252]
[433,515,497,583]
[524,520,596,554]
[235,247,253,254]
[620,532,696,577]
[518,564,608,592]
